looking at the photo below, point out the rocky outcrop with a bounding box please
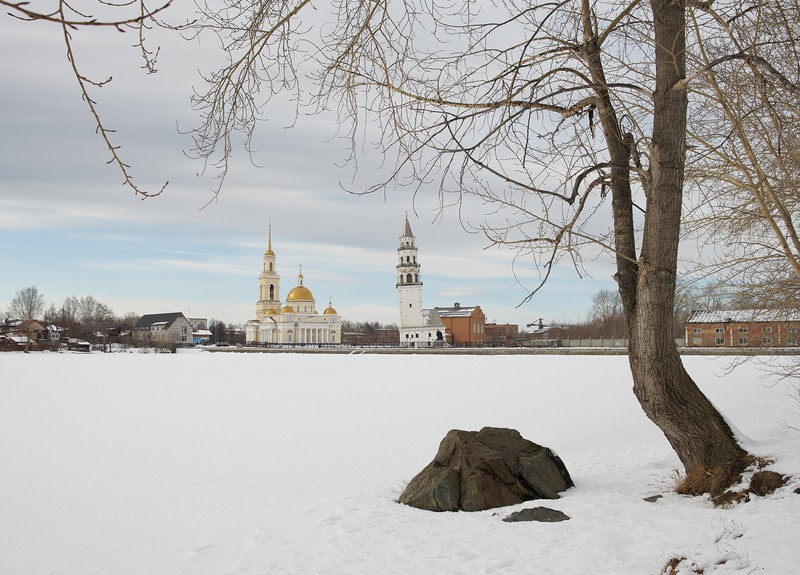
[398,427,574,512]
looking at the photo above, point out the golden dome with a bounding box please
[286,285,314,302]
[281,305,295,313]
[323,306,337,315]
[264,308,277,315]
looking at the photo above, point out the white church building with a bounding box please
[396,215,447,347]
[245,227,341,345]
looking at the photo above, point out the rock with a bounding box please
[503,507,571,523]
[643,494,662,503]
[398,427,574,512]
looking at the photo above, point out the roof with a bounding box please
[286,285,314,302]
[686,309,800,324]
[18,319,47,331]
[435,305,483,318]
[135,312,188,330]
[422,308,446,328]
[401,215,414,238]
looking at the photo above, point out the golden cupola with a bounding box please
[286,269,315,303]
[323,297,338,315]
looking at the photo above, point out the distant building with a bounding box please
[485,323,519,346]
[188,318,212,345]
[395,215,447,347]
[342,327,400,346]
[245,226,342,345]
[435,304,486,346]
[134,312,194,346]
[685,309,800,347]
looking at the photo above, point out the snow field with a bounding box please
[1,351,798,574]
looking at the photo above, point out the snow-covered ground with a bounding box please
[1,351,798,574]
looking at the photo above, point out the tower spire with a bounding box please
[401,212,414,238]
[266,223,274,255]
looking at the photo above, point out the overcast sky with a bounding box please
[0,7,620,327]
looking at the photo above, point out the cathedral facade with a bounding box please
[245,227,341,345]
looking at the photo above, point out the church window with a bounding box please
[269,284,275,299]
[269,262,273,271]
[406,273,412,283]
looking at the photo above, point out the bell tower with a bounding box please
[397,215,424,330]
[256,224,281,319]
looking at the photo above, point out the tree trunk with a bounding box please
[627,0,747,487]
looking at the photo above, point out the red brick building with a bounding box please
[485,323,519,346]
[435,304,486,346]
[685,309,800,348]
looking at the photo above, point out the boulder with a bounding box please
[398,427,573,512]
[503,506,571,523]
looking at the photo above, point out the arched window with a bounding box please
[269,284,275,299]
[269,262,273,271]
[406,273,413,283]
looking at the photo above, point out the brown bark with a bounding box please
[626,0,747,479]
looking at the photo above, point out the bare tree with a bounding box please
[118,312,142,327]
[684,2,800,305]
[60,295,82,334]
[8,286,45,322]
[75,296,116,339]
[8,286,45,351]
[1,0,177,198]
[186,0,784,494]
[590,289,625,338]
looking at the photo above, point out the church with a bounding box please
[245,227,342,345]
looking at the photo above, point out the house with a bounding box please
[434,303,486,346]
[0,318,21,334]
[65,338,92,352]
[189,318,212,345]
[685,309,800,348]
[106,323,135,345]
[134,312,194,346]
[0,333,28,351]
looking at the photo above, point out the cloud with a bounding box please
[0,10,614,328]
